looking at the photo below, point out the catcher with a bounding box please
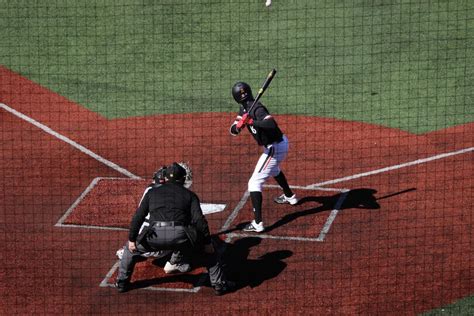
[115,163,193,272]
[115,162,234,295]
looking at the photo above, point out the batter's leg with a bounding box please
[250,191,263,223]
[274,171,294,197]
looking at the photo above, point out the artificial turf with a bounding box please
[0,0,472,133]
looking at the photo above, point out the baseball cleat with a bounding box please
[274,194,298,205]
[163,261,192,274]
[242,220,265,233]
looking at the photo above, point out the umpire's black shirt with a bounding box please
[128,182,211,244]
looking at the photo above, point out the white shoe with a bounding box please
[242,220,265,233]
[164,261,191,274]
[265,0,272,7]
[274,194,298,205]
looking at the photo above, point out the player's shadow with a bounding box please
[128,253,210,291]
[264,187,416,233]
[129,271,208,291]
[219,237,292,289]
[129,237,292,292]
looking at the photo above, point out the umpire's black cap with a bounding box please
[165,162,187,184]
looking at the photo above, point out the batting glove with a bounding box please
[236,113,253,129]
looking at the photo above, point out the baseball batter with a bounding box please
[229,82,298,233]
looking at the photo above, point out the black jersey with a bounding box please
[231,100,283,146]
[128,182,211,243]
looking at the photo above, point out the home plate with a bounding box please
[201,203,226,215]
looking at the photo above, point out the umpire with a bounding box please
[115,162,234,295]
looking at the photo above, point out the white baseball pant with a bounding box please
[248,135,289,192]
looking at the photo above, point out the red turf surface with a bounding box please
[1,65,473,315]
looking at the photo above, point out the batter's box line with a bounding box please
[55,177,133,230]
[222,185,349,243]
[55,176,226,231]
[99,185,349,293]
[99,261,206,293]
[55,176,224,294]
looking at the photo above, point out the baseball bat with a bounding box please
[247,68,277,113]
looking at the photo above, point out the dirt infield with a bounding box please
[1,66,473,314]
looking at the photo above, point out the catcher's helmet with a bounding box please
[155,162,193,188]
[165,162,187,185]
[232,82,253,103]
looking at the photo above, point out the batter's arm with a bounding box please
[252,115,277,129]
[250,106,276,129]
[229,115,243,136]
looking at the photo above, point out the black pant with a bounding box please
[117,225,225,286]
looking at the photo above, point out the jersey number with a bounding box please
[249,125,257,134]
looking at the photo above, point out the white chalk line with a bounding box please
[57,176,226,293]
[227,232,322,242]
[56,177,227,231]
[222,185,347,242]
[316,190,349,241]
[99,261,203,293]
[222,186,349,244]
[264,184,345,192]
[55,177,102,227]
[306,146,474,188]
[0,103,226,293]
[95,144,473,292]
[99,261,121,288]
[9,101,470,291]
[221,191,251,237]
[1,103,140,179]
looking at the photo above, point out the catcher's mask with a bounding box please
[232,82,253,104]
[153,165,168,184]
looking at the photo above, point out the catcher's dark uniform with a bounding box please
[116,181,227,290]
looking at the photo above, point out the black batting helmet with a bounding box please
[232,82,253,103]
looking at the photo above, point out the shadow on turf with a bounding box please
[128,237,292,293]
[263,187,416,233]
[219,237,292,290]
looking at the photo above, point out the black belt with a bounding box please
[152,221,184,227]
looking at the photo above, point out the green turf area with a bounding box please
[422,295,474,315]
[0,0,472,133]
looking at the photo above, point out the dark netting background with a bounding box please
[1,1,472,314]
